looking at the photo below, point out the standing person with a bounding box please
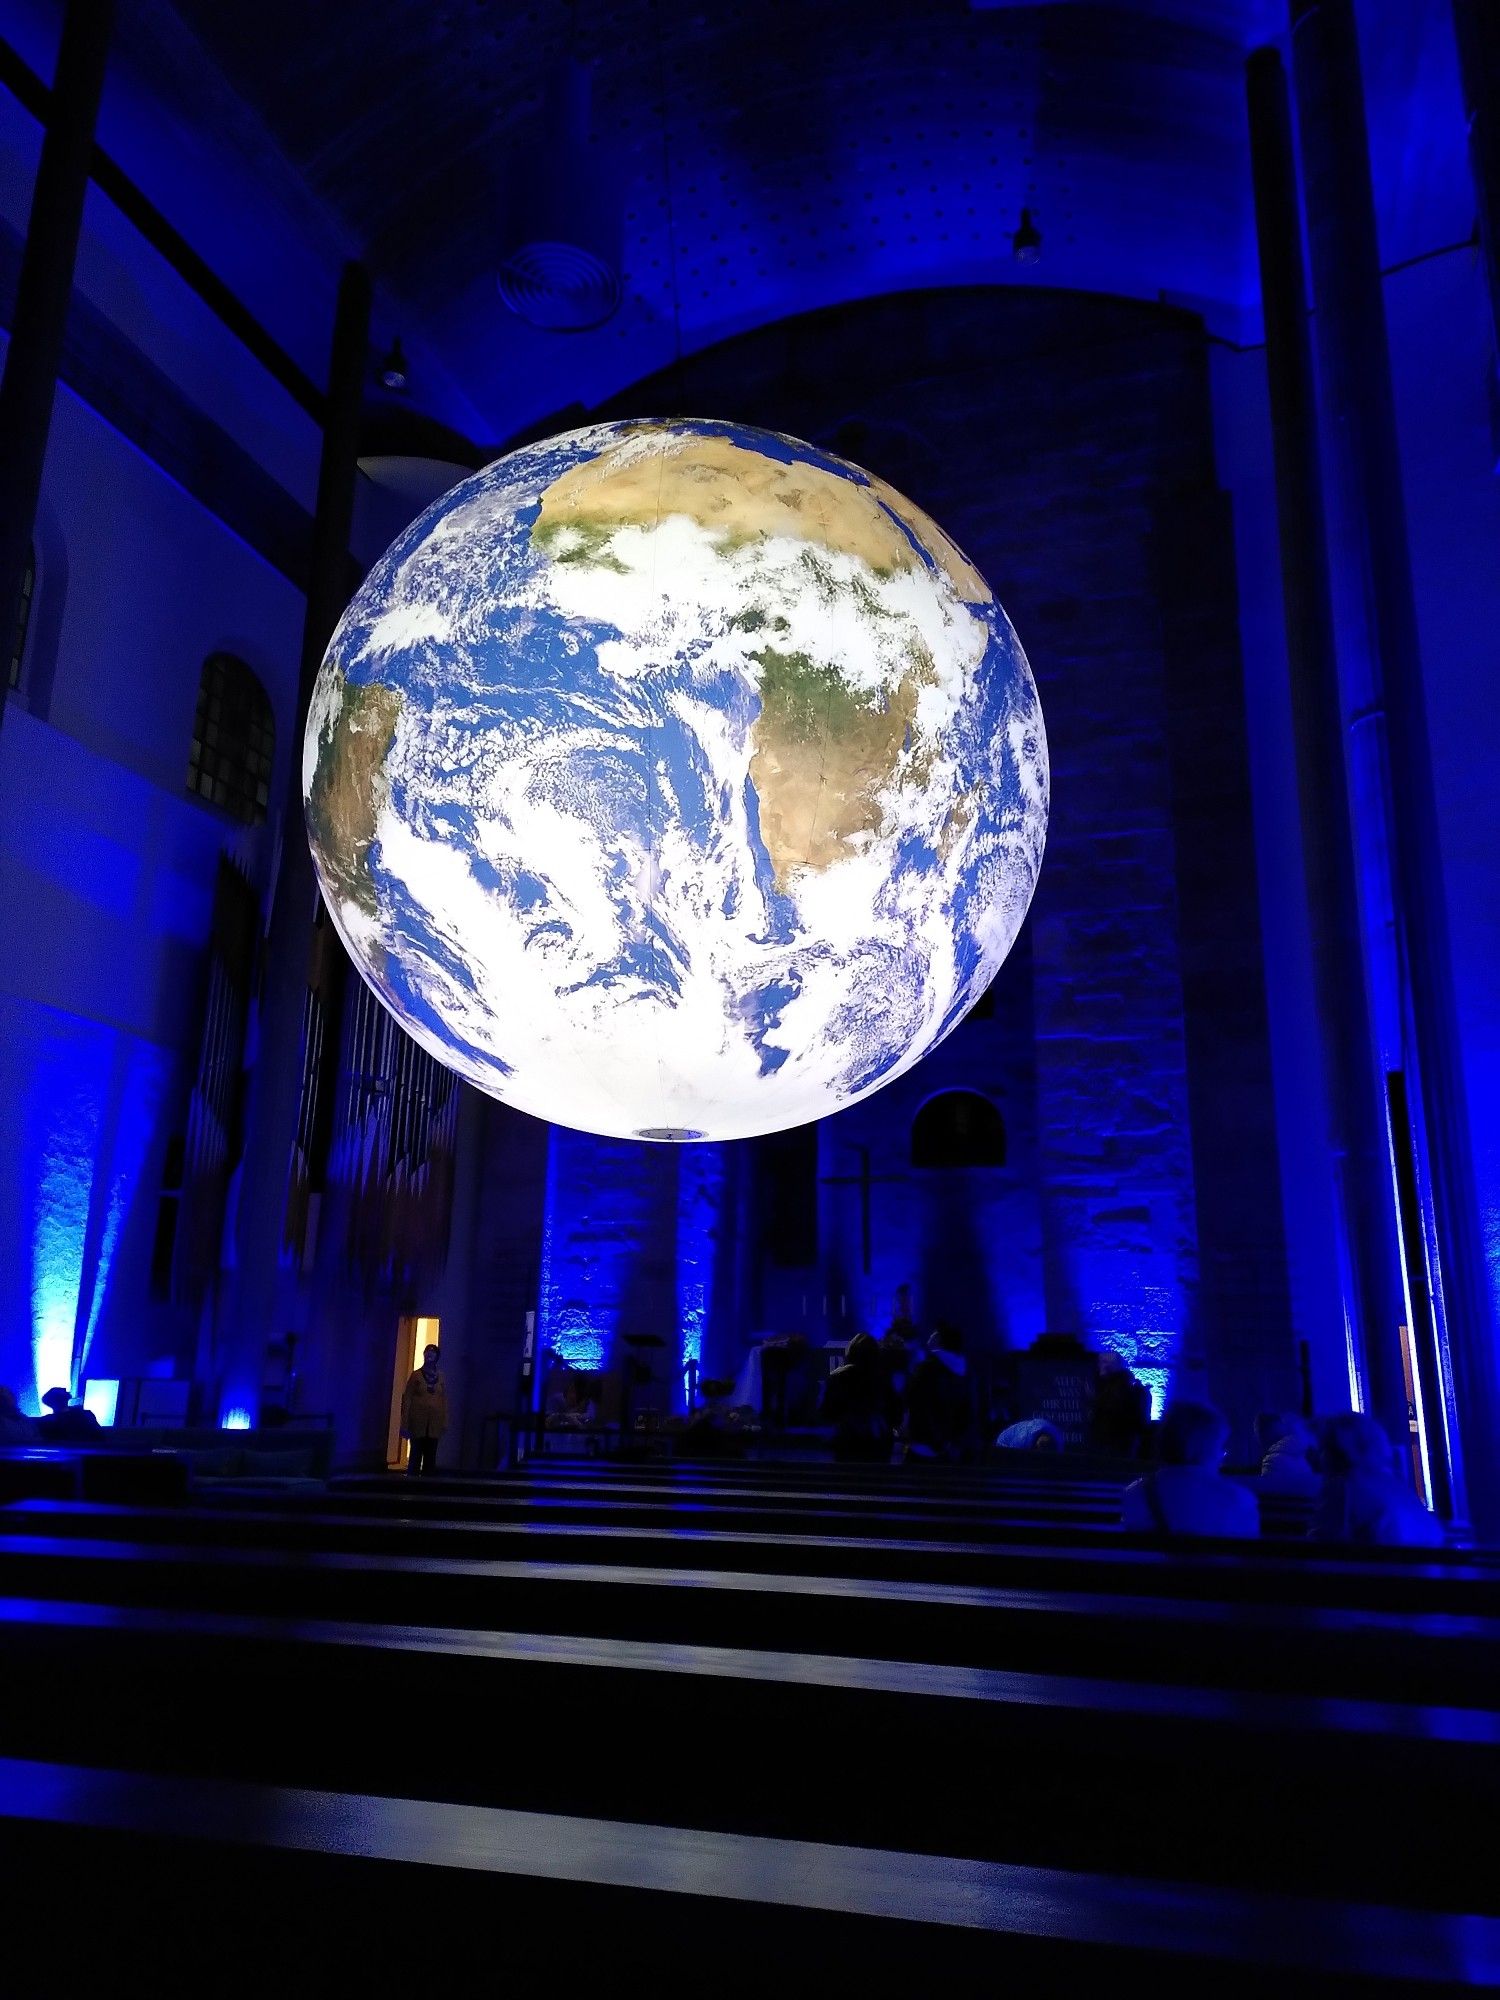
[1090,1350,1151,1458]
[885,1284,919,1344]
[401,1343,447,1476]
[907,1323,972,1460]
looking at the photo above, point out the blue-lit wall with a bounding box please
[1383,251,1500,1359]
[537,1125,737,1410]
[1212,1,1500,1416]
[1,0,1496,1468]
[571,282,1293,1432]
[0,319,303,1415]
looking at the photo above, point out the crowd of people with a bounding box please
[2,1310,1449,1547]
[818,1286,1447,1549]
[1118,1402,1444,1546]
[821,1286,979,1463]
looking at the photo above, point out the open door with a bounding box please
[388,1315,440,1469]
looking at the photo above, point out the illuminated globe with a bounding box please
[304,419,1048,1142]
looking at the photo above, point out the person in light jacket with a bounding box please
[401,1344,447,1475]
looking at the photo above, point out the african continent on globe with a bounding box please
[304,418,1048,1142]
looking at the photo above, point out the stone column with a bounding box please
[218,264,369,1424]
[429,1080,488,1468]
[1246,46,1409,1440]
[0,0,113,736]
[1290,0,1495,1526]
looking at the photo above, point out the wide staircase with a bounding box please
[1,1452,1497,1991]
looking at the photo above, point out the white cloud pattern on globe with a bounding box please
[304,419,1048,1142]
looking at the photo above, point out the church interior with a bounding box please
[2,0,1499,1986]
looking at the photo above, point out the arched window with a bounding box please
[7,543,35,691]
[187,652,275,825]
[910,1090,1006,1169]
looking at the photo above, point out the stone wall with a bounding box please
[477,284,1295,1431]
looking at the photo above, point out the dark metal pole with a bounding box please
[0,0,113,734]
[1451,0,1500,372]
[1245,47,1409,1449]
[219,263,369,1422]
[1290,0,1496,1529]
[296,264,371,734]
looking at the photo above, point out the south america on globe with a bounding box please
[304,419,1048,1142]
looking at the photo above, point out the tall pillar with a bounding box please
[218,264,370,1423]
[0,0,113,735]
[1290,0,1497,1527]
[430,1081,488,1466]
[1245,48,1409,1442]
[1451,0,1500,371]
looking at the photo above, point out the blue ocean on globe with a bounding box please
[304,418,1048,1142]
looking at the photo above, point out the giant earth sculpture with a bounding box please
[305,418,1048,1142]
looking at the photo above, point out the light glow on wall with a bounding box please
[4,1006,173,1415]
[221,1407,253,1431]
[26,1036,107,1411]
[1133,1366,1169,1422]
[535,1127,609,1373]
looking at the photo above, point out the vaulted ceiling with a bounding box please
[104,0,1472,440]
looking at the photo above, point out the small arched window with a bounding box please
[8,544,35,691]
[188,652,275,825]
[911,1090,1006,1169]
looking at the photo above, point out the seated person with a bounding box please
[545,1367,600,1427]
[1089,1351,1151,1458]
[1255,1411,1319,1495]
[0,1385,39,1445]
[37,1386,101,1440]
[821,1332,890,1462]
[1123,1401,1260,1539]
[907,1323,971,1460]
[1313,1412,1444,1548]
[995,1417,1062,1452]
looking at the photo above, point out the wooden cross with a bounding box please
[819,1144,903,1275]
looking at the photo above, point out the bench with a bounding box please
[1,1754,1493,1991]
[2,1526,1498,1706]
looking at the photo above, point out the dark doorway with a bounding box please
[910,1091,1006,1169]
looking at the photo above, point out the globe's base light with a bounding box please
[305,418,1047,1143]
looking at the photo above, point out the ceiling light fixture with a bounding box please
[378,338,409,392]
[1011,207,1042,264]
